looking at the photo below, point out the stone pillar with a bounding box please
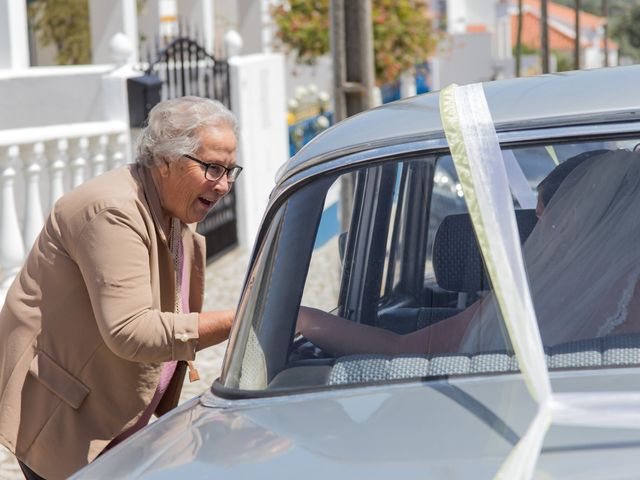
[228,53,288,247]
[88,0,139,64]
[0,0,29,69]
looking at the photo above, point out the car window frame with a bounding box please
[218,120,640,398]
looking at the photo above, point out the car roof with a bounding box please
[279,65,640,183]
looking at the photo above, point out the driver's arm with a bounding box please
[297,304,478,356]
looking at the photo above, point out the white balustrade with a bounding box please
[22,143,45,250]
[109,133,128,169]
[71,137,89,188]
[0,147,26,291]
[48,139,68,210]
[90,135,109,177]
[0,121,130,301]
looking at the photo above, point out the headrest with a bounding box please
[433,209,537,293]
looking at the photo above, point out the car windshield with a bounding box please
[222,136,640,393]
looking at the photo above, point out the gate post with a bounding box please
[177,0,215,54]
[228,53,288,247]
[0,0,29,69]
[88,0,138,64]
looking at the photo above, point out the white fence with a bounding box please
[0,122,130,301]
[0,52,289,304]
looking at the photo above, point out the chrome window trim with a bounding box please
[276,120,640,199]
[206,365,640,408]
[249,119,640,278]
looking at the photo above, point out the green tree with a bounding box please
[553,0,639,62]
[271,0,437,85]
[612,4,640,61]
[28,0,92,65]
[554,50,574,71]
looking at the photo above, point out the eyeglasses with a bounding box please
[184,154,243,182]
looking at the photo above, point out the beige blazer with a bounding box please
[0,164,206,479]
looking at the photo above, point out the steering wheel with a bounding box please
[288,334,331,361]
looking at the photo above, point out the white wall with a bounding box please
[465,0,498,29]
[229,53,288,247]
[0,65,131,130]
[447,0,499,33]
[285,55,333,102]
[447,0,468,34]
[430,32,495,90]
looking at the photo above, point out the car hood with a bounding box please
[74,370,640,479]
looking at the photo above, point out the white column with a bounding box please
[109,133,128,169]
[48,139,68,210]
[236,0,266,54]
[446,0,468,34]
[91,135,109,177]
[137,0,161,58]
[0,146,26,295]
[71,138,89,188]
[178,0,214,52]
[399,71,417,98]
[0,0,29,69]
[496,4,513,60]
[261,0,275,53]
[88,0,139,64]
[22,143,45,251]
[229,53,288,247]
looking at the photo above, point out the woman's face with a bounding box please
[155,125,238,224]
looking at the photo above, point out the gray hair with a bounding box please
[135,96,238,167]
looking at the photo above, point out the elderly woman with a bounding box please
[0,96,241,479]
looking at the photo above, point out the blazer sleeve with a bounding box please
[72,207,199,363]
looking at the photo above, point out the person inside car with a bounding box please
[297,149,639,357]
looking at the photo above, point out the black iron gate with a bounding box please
[145,37,231,106]
[145,37,237,260]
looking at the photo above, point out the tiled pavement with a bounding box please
[0,246,251,479]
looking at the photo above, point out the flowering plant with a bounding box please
[271,0,437,85]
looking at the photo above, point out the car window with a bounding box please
[424,139,629,296]
[223,136,640,394]
[301,179,348,312]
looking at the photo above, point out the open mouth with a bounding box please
[198,197,216,208]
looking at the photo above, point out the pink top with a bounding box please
[103,238,191,451]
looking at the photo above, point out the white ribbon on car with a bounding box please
[502,150,537,209]
[439,83,640,479]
